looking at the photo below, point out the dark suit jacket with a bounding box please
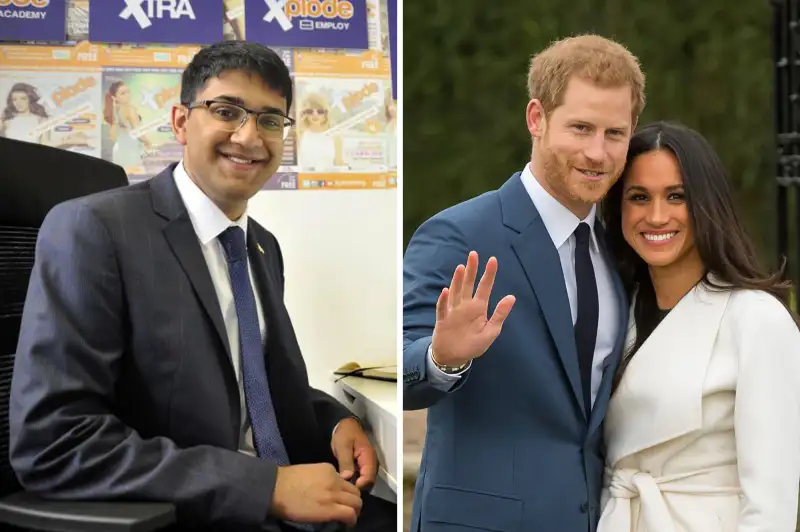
[403,172,628,532]
[9,165,352,530]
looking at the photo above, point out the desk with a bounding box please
[333,376,397,503]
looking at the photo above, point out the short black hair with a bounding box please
[180,41,293,112]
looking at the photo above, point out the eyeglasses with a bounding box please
[187,99,295,140]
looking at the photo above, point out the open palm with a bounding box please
[431,251,516,367]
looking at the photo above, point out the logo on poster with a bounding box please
[119,0,196,30]
[264,0,354,32]
[0,0,49,20]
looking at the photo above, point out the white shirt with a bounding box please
[427,163,620,408]
[173,161,264,456]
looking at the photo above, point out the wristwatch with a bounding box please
[429,345,468,374]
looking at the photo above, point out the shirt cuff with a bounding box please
[426,344,470,391]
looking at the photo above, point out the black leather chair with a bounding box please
[0,137,176,532]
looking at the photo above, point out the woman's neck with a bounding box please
[649,253,705,310]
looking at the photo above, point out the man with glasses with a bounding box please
[9,41,392,532]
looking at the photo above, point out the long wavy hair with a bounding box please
[3,83,49,121]
[600,121,796,392]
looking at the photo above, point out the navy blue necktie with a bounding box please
[218,227,291,465]
[574,222,598,416]
[219,228,316,531]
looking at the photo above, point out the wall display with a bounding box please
[1,0,396,190]
[0,42,102,157]
[0,0,67,43]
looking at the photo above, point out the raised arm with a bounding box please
[403,214,514,410]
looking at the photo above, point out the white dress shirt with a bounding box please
[428,163,619,408]
[173,161,264,456]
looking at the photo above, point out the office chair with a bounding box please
[0,138,176,532]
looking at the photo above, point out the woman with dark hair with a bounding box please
[0,82,50,145]
[597,121,800,531]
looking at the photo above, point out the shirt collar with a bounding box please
[172,160,249,246]
[519,162,599,252]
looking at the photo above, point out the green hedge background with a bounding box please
[403,1,795,285]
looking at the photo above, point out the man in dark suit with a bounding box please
[9,41,388,531]
[403,35,645,531]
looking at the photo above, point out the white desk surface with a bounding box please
[337,376,396,417]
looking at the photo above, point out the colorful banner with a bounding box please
[0,0,67,42]
[244,0,368,50]
[99,45,199,181]
[387,0,395,100]
[0,42,102,157]
[293,50,395,189]
[89,0,223,45]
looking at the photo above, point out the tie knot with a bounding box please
[574,222,592,248]
[218,226,248,263]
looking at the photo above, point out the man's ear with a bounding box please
[526,99,547,139]
[171,104,189,145]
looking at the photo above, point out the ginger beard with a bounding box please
[538,127,623,211]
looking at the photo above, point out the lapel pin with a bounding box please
[257,243,265,254]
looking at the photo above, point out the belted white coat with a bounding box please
[598,283,800,532]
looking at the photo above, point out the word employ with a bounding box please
[120,0,196,30]
[0,0,49,19]
[264,0,353,32]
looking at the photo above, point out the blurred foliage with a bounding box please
[403,0,781,270]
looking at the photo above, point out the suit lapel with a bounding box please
[149,167,234,378]
[588,221,628,435]
[500,175,586,421]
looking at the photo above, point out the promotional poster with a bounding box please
[293,50,395,189]
[99,45,200,181]
[0,42,102,158]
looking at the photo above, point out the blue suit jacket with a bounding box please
[403,172,628,532]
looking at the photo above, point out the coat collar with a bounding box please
[605,281,732,466]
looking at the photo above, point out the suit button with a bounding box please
[580,502,589,513]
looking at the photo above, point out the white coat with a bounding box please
[598,283,800,532]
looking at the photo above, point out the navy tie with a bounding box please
[218,227,291,465]
[574,222,598,416]
[218,228,316,531]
